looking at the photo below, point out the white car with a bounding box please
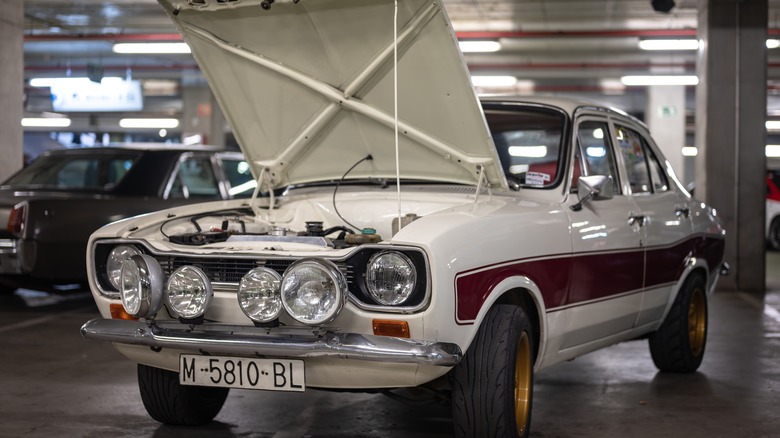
[81,1,727,436]
[767,170,780,250]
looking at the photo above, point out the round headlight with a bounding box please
[366,251,417,306]
[281,259,347,326]
[238,268,283,323]
[165,266,212,320]
[120,254,164,318]
[107,245,142,290]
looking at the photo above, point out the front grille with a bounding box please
[154,255,354,286]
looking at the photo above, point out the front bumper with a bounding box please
[80,318,463,367]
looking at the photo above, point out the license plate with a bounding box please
[179,354,305,392]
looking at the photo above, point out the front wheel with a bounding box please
[648,274,708,372]
[769,217,780,251]
[451,304,535,438]
[137,364,229,426]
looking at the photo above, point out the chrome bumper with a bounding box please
[80,318,463,367]
[0,239,23,274]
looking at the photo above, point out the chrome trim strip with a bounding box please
[80,318,462,367]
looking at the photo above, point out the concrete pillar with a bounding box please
[646,85,686,182]
[695,0,767,292]
[181,85,226,147]
[0,0,24,180]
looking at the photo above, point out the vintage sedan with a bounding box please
[80,1,726,436]
[0,145,254,293]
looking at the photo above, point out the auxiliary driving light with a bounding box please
[107,245,142,290]
[238,267,283,323]
[366,251,417,305]
[165,265,213,320]
[281,259,347,326]
[119,254,164,318]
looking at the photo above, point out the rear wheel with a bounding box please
[649,274,708,372]
[137,364,229,426]
[769,217,780,251]
[451,304,534,438]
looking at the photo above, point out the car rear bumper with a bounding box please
[80,318,463,367]
[0,239,24,274]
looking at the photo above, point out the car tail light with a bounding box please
[7,203,27,237]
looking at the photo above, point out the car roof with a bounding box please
[36,144,239,156]
[479,94,642,124]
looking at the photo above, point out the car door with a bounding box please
[561,116,645,350]
[612,122,693,327]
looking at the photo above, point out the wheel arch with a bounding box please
[659,260,710,326]
[468,276,548,369]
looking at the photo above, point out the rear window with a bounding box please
[4,152,139,191]
[485,106,567,189]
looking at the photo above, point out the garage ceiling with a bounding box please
[20,0,780,120]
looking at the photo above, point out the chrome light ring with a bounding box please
[108,245,142,290]
[119,254,164,318]
[165,265,213,320]
[281,258,347,326]
[365,251,417,306]
[238,267,283,323]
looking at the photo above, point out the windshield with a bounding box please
[3,152,140,191]
[485,106,567,189]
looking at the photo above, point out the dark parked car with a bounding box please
[0,145,255,293]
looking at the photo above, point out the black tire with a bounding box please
[649,274,708,372]
[137,364,229,426]
[451,304,534,438]
[769,217,780,251]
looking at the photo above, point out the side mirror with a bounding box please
[570,175,613,211]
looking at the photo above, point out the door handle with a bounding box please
[628,214,646,226]
[675,206,690,218]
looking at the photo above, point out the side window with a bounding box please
[616,125,670,194]
[171,156,220,199]
[56,159,99,188]
[220,158,256,198]
[574,120,620,194]
[615,125,652,194]
[644,145,669,192]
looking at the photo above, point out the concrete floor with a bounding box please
[1,254,779,437]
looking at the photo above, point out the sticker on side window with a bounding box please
[526,171,551,186]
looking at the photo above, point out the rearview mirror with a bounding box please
[571,175,613,211]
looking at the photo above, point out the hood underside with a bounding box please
[159,0,505,190]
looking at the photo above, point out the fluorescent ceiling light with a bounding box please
[459,40,501,53]
[767,39,780,49]
[112,42,191,54]
[766,121,780,131]
[620,75,699,86]
[681,146,698,157]
[119,118,179,129]
[768,145,780,158]
[21,117,71,128]
[508,146,547,158]
[471,75,518,87]
[586,146,607,158]
[639,39,699,51]
[29,77,122,87]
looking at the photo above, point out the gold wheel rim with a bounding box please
[688,287,706,357]
[514,331,532,435]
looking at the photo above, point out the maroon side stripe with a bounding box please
[454,235,725,324]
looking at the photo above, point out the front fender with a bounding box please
[461,275,548,371]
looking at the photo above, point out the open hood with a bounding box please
[158,0,505,190]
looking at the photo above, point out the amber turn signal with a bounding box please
[372,319,410,338]
[110,303,138,321]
